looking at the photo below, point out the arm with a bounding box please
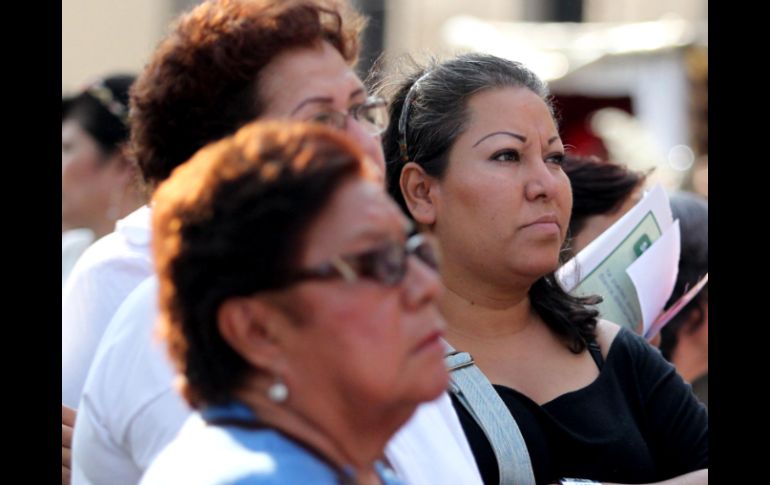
[72,276,189,482]
[62,238,153,407]
[62,404,76,485]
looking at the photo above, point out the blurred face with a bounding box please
[258,41,386,180]
[277,178,448,412]
[432,87,572,286]
[61,119,115,230]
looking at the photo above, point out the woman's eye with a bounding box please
[347,103,363,115]
[311,112,334,124]
[491,150,519,162]
[546,153,565,166]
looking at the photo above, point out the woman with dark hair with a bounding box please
[381,53,708,485]
[142,120,448,484]
[61,74,145,284]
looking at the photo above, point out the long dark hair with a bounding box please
[379,53,600,352]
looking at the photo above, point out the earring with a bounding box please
[267,375,289,403]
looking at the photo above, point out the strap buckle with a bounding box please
[444,350,474,372]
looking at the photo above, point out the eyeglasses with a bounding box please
[308,96,390,136]
[285,233,440,287]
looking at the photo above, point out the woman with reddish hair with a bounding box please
[142,120,448,484]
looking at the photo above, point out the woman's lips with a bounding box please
[414,329,445,354]
[521,214,560,235]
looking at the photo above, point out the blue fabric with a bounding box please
[141,401,405,484]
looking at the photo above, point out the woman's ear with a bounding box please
[400,162,438,226]
[682,301,708,335]
[217,297,287,372]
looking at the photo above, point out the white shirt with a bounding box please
[386,392,483,485]
[72,277,190,485]
[72,274,482,485]
[62,228,94,287]
[62,206,153,408]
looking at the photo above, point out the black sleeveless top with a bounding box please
[451,328,709,484]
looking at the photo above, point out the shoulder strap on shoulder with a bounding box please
[587,340,604,370]
[443,339,536,485]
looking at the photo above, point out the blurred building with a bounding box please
[384,0,708,194]
[61,0,380,92]
[63,0,707,194]
[63,0,176,92]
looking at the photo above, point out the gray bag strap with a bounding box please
[443,340,536,485]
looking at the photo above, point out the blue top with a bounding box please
[140,401,405,484]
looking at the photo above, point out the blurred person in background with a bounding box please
[659,192,708,409]
[562,155,656,341]
[61,73,145,484]
[564,156,708,406]
[68,1,482,484]
[562,154,647,258]
[141,120,448,484]
[382,52,707,485]
[61,74,145,286]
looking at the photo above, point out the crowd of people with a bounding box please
[62,1,708,484]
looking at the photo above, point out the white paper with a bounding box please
[556,184,679,335]
[626,219,680,337]
[558,184,673,292]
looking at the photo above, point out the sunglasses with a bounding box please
[284,233,440,287]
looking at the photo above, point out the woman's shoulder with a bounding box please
[142,422,342,484]
[594,319,622,359]
[595,320,670,374]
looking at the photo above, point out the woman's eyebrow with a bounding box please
[290,88,366,115]
[473,131,526,148]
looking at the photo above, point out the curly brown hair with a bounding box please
[152,121,371,408]
[130,0,365,188]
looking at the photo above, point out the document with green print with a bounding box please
[557,184,680,338]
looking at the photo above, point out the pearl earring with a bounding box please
[267,376,289,403]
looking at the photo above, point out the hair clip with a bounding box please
[397,70,432,163]
[86,81,129,127]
